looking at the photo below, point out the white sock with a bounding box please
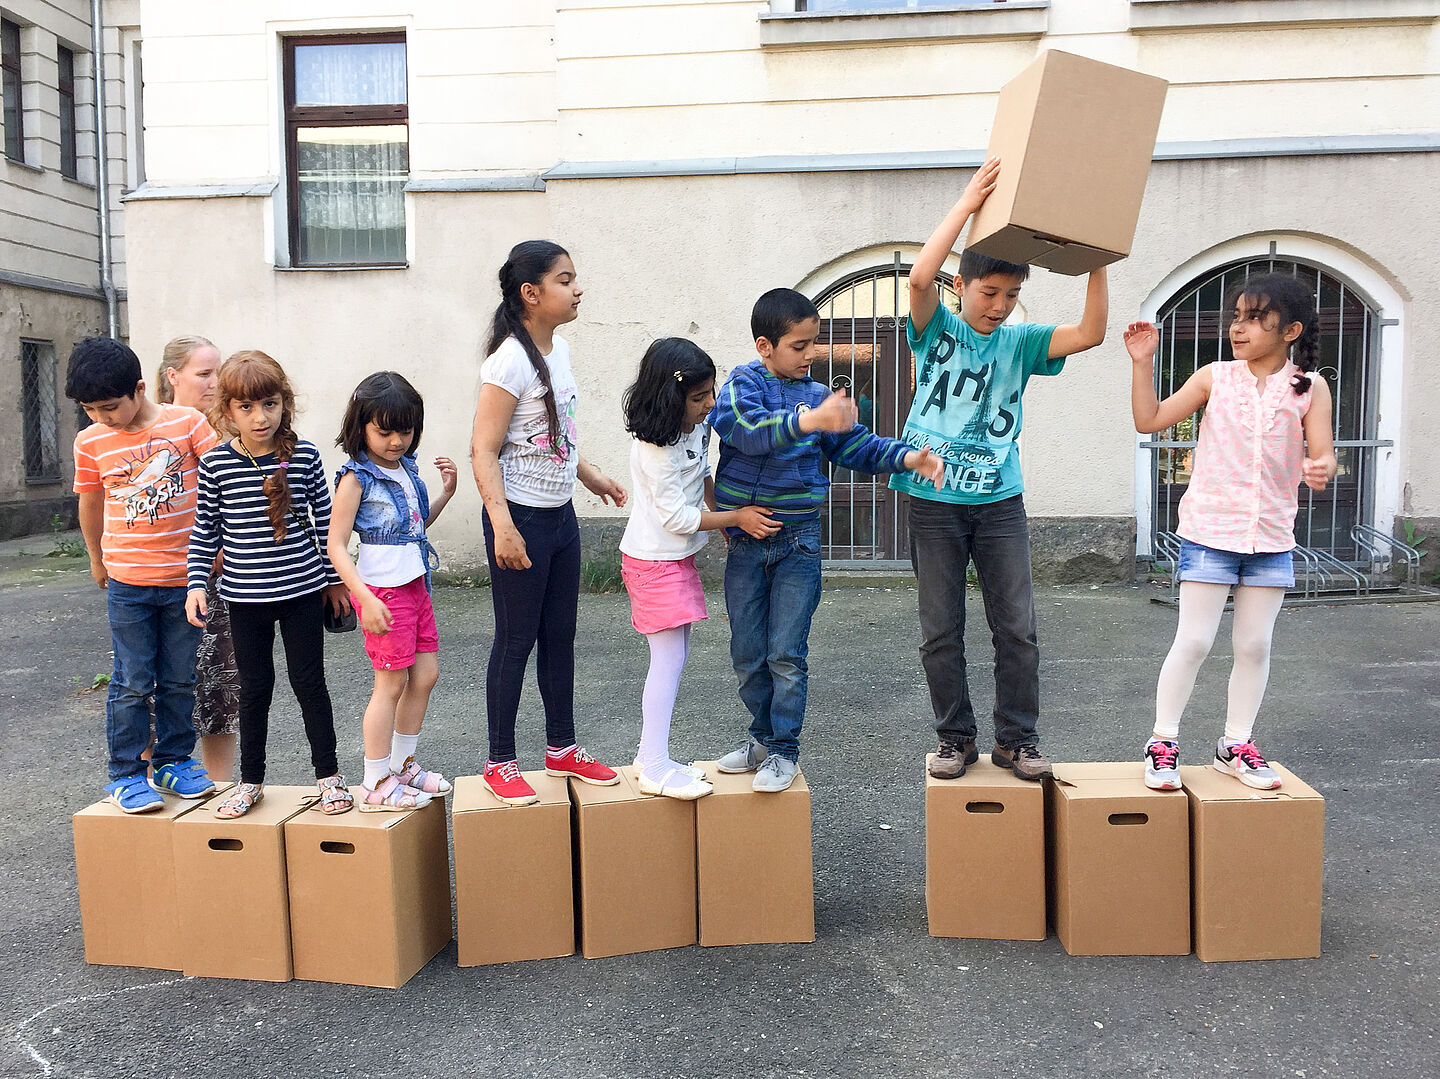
[363,755,391,789]
[390,732,419,773]
[1222,585,1284,743]
[1152,582,1230,740]
[637,626,690,771]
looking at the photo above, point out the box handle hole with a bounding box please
[965,801,1005,814]
[1108,812,1149,826]
[207,838,243,851]
[320,841,355,854]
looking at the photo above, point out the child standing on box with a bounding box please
[619,338,780,800]
[185,351,353,818]
[327,372,458,811]
[67,337,218,812]
[709,289,945,793]
[470,240,628,806]
[900,158,1108,784]
[1129,272,1336,791]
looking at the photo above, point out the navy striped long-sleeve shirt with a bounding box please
[187,439,341,602]
[708,359,911,533]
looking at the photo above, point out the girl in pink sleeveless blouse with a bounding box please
[1128,273,1337,791]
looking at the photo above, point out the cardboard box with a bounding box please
[694,763,814,947]
[967,50,1168,275]
[1182,763,1324,961]
[452,772,574,966]
[926,758,1045,940]
[284,798,452,988]
[73,787,222,969]
[1048,762,1190,955]
[172,786,316,981]
[570,767,696,959]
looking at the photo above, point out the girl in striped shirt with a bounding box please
[185,351,353,818]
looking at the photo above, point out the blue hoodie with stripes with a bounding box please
[708,359,912,535]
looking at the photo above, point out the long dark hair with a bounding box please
[337,371,424,459]
[212,350,299,543]
[623,338,717,446]
[1226,272,1320,396]
[486,240,570,453]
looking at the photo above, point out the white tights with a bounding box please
[1153,582,1285,744]
[636,624,692,779]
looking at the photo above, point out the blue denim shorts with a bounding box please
[1178,539,1295,588]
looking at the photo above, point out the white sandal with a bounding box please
[636,767,713,801]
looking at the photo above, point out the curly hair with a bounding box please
[1225,272,1320,396]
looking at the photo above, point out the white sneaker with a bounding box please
[1213,738,1282,790]
[751,755,798,793]
[634,757,705,780]
[716,738,767,774]
[636,766,713,800]
[1143,738,1181,790]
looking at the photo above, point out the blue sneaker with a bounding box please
[105,775,164,814]
[151,759,216,799]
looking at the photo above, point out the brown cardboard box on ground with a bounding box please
[73,786,224,969]
[172,785,316,981]
[1048,762,1190,955]
[452,772,574,966]
[694,763,814,947]
[926,758,1045,940]
[1182,763,1324,961]
[570,767,696,959]
[967,49,1168,275]
[284,797,451,988]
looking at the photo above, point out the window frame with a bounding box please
[58,44,77,179]
[2,18,24,163]
[20,339,61,486]
[282,31,409,269]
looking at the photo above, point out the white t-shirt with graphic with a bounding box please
[480,335,580,508]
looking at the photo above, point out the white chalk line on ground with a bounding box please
[1361,660,1440,668]
[11,976,191,1077]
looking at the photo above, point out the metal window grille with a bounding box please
[21,340,61,485]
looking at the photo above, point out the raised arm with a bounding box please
[1048,266,1109,359]
[1127,321,1214,434]
[909,156,1000,336]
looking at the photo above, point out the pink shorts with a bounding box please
[355,576,438,671]
[621,553,708,634]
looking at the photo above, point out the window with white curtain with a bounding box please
[283,33,408,267]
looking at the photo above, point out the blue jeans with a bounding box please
[723,519,823,763]
[105,581,201,780]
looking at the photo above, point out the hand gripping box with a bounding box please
[966,49,1168,276]
[926,758,1045,940]
[695,763,814,947]
[570,767,697,959]
[171,786,317,981]
[1048,763,1190,955]
[452,771,574,966]
[284,797,452,988]
[1181,764,1324,961]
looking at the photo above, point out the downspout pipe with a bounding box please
[90,0,118,338]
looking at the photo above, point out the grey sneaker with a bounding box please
[1213,737,1281,790]
[717,738,768,774]
[928,739,979,780]
[752,754,799,793]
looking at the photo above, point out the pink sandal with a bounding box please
[394,756,452,796]
[358,773,431,813]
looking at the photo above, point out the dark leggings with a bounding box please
[229,590,339,785]
[482,500,580,762]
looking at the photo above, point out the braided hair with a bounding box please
[212,350,300,542]
[485,240,570,455]
[1226,272,1320,396]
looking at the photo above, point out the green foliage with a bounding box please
[73,672,110,694]
[47,514,86,558]
[580,555,625,594]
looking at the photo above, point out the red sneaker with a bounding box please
[545,745,619,786]
[482,760,538,806]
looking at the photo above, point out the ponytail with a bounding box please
[1289,319,1319,397]
[486,240,570,456]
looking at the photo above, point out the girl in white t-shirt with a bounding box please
[619,338,779,799]
[470,240,628,806]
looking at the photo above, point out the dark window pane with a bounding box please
[21,341,61,484]
[58,46,76,178]
[296,125,407,265]
[293,41,406,106]
[2,20,23,161]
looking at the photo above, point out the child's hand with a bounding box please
[1302,456,1336,492]
[495,524,532,570]
[323,584,350,620]
[89,559,108,590]
[434,456,458,496]
[804,389,860,433]
[737,506,780,539]
[583,471,628,508]
[360,597,394,635]
[959,156,1001,215]
[185,588,208,628]
[1124,321,1160,365]
[905,447,946,491]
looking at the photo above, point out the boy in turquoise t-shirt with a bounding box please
[894,157,1109,781]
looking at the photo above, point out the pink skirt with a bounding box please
[621,553,708,634]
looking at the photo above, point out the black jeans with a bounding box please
[229,590,340,784]
[482,500,580,762]
[908,494,1040,750]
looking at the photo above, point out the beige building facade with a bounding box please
[120,0,1440,578]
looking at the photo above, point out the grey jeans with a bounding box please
[908,493,1040,750]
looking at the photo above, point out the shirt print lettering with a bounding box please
[909,332,1023,497]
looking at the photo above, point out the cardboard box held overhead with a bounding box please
[695,763,814,947]
[284,798,452,988]
[1048,763,1190,956]
[967,50,1168,276]
[172,786,317,982]
[1183,764,1325,961]
[452,772,574,966]
[926,758,1045,941]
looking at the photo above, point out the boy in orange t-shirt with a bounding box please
[67,337,219,812]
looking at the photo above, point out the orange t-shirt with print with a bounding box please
[72,404,219,587]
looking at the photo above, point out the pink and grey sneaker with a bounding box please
[1213,737,1282,790]
[482,759,539,806]
[394,756,451,796]
[544,745,619,786]
[1143,738,1181,790]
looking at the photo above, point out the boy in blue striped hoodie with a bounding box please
[709,288,943,791]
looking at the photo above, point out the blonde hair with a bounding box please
[155,335,217,404]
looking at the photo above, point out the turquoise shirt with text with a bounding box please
[889,305,1060,505]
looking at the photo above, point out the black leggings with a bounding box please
[482,500,580,762]
[229,590,339,785]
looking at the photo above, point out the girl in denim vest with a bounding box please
[327,372,457,810]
